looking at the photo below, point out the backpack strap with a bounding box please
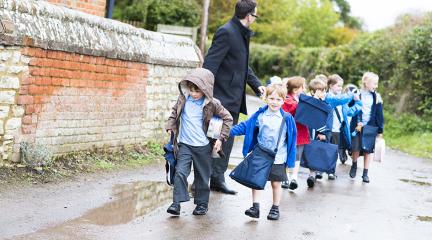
[274,113,288,152]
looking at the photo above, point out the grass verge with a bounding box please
[0,141,164,185]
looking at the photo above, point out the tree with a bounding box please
[113,0,201,31]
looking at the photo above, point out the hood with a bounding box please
[179,68,214,103]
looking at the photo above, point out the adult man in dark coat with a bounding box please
[203,0,265,195]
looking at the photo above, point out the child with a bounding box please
[230,84,297,220]
[165,68,233,216]
[306,78,357,186]
[281,76,309,190]
[327,74,362,170]
[349,72,384,183]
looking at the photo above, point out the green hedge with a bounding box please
[249,14,432,118]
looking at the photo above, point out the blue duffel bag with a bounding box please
[295,94,332,130]
[361,125,378,153]
[300,140,338,174]
[229,113,287,190]
[229,143,276,190]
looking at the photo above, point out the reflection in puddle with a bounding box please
[82,181,172,226]
[417,216,432,222]
[399,179,432,186]
[13,181,172,239]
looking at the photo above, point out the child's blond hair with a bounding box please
[265,83,287,99]
[328,74,343,87]
[361,72,379,89]
[308,78,327,94]
[315,74,328,84]
[283,76,306,95]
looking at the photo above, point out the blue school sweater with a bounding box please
[230,106,297,168]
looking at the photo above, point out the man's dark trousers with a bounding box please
[211,111,239,184]
[173,143,212,205]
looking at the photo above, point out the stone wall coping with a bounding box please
[0,0,201,67]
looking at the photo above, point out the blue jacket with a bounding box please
[230,106,297,168]
[314,92,355,140]
[350,91,384,134]
[332,99,363,147]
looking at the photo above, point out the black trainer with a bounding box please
[281,181,290,189]
[307,176,315,188]
[349,165,357,178]
[315,172,323,179]
[167,202,180,216]
[192,203,208,215]
[362,175,370,183]
[267,207,280,220]
[289,179,298,190]
[245,206,260,218]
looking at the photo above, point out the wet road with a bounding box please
[1,96,431,240]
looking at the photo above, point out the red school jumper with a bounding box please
[282,94,310,145]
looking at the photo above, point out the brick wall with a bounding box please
[0,0,200,164]
[17,47,149,155]
[46,0,106,17]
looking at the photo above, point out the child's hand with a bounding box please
[354,94,360,101]
[213,139,222,152]
[167,129,172,135]
[355,122,363,132]
[317,134,326,141]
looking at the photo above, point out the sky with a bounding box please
[347,0,432,31]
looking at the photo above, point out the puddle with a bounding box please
[417,216,432,222]
[13,181,172,238]
[399,179,432,187]
[80,181,172,226]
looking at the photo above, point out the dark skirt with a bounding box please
[351,133,376,154]
[268,164,288,182]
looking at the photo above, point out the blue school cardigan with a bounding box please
[230,106,297,168]
[350,91,384,134]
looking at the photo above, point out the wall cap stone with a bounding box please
[0,0,201,67]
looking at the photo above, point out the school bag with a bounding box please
[229,113,287,190]
[300,139,338,174]
[295,94,332,130]
[163,132,176,186]
[334,108,350,149]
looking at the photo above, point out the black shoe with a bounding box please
[245,206,260,218]
[167,202,180,216]
[307,176,315,188]
[281,181,290,189]
[328,173,337,180]
[210,181,237,195]
[192,203,208,215]
[267,208,280,220]
[349,165,357,178]
[315,172,323,179]
[288,179,298,190]
[362,175,370,183]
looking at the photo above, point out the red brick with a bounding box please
[22,125,33,134]
[25,105,35,114]
[30,68,44,76]
[22,116,32,125]
[18,95,34,105]
[19,86,29,95]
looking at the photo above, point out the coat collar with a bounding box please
[231,16,254,38]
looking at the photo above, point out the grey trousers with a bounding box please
[173,143,212,205]
[210,111,239,184]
